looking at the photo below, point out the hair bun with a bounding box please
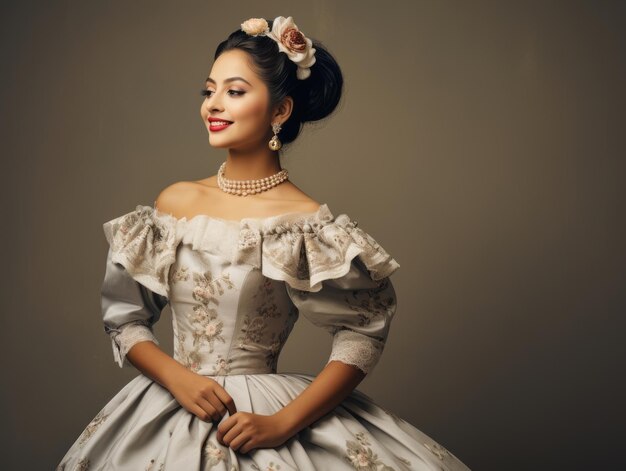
[214,23,344,147]
[300,41,343,123]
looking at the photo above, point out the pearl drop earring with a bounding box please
[268,122,282,151]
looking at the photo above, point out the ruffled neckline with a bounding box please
[150,201,335,235]
[103,203,400,294]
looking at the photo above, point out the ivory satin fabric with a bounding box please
[56,204,471,470]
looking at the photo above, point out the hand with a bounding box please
[216,411,291,453]
[165,368,237,422]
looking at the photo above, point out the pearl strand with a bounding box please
[217,161,289,196]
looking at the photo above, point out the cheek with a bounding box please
[231,98,269,124]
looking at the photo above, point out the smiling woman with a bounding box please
[200,51,276,150]
[56,14,472,471]
[198,46,341,155]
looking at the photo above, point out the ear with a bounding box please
[271,96,294,125]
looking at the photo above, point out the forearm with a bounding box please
[275,360,366,436]
[125,340,189,390]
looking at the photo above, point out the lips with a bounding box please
[208,118,233,132]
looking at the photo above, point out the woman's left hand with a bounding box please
[216,411,292,453]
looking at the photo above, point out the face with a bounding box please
[200,49,274,151]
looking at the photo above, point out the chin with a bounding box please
[207,136,233,149]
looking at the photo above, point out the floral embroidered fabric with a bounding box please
[102,203,400,296]
[101,203,400,375]
[57,203,472,471]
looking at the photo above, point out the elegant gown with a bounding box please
[57,202,471,471]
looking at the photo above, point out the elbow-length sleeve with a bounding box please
[101,247,169,368]
[285,260,398,375]
[264,212,401,375]
[100,205,180,367]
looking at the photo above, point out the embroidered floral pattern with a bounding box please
[103,205,179,297]
[174,268,235,371]
[56,458,90,471]
[202,439,228,468]
[264,304,298,370]
[238,226,262,250]
[344,277,395,328]
[145,459,165,470]
[188,270,234,353]
[188,303,226,353]
[75,458,89,471]
[77,409,110,446]
[210,354,233,375]
[344,431,396,470]
[171,265,190,282]
[105,205,399,296]
[237,278,281,348]
[192,270,235,304]
[424,442,452,460]
[251,462,282,471]
[174,331,202,373]
[286,263,396,375]
[262,214,399,292]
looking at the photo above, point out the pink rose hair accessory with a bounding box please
[240,16,317,80]
[240,18,270,36]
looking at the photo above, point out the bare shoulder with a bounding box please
[154,181,203,216]
[154,176,321,218]
[278,181,322,212]
[289,198,322,213]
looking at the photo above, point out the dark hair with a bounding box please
[213,19,344,147]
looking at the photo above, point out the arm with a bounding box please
[275,360,366,437]
[278,262,398,437]
[101,241,237,420]
[124,341,190,390]
[100,246,189,385]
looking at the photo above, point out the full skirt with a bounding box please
[56,373,471,470]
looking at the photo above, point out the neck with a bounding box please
[225,147,282,180]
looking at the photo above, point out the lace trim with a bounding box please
[102,205,181,297]
[109,321,159,368]
[163,207,400,292]
[103,204,400,296]
[261,215,400,292]
[327,329,385,375]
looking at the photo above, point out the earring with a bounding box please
[268,122,282,151]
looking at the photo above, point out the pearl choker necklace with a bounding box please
[217,161,289,196]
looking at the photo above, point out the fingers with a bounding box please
[221,423,245,448]
[214,387,237,415]
[196,395,221,422]
[177,376,238,425]
[197,387,234,423]
[189,402,216,423]
[230,433,254,453]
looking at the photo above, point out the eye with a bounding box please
[199,89,246,98]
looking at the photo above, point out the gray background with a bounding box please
[1,1,624,469]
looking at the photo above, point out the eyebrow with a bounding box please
[205,76,252,86]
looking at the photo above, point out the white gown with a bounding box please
[56,203,471,470]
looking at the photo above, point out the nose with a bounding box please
[206,93,223,113]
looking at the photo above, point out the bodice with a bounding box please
[169,245,298,375]
[101,202,400,376]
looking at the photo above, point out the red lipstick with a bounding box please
[208,117,233,132]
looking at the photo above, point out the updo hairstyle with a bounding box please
[213,18,344,146]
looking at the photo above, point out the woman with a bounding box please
[57,16,471,471]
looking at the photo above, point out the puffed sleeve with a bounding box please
[101,247,169,368]
[285,259,397,375]
[100,205,180,367]
[263,212,400,375]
